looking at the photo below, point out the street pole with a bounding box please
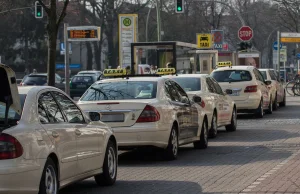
[64,23,70,96]
[277,31,280,80]
[156,0,161,41]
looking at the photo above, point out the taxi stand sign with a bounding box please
[156,68,176,75]
[217,61,232,68]
[103,69,127,77]
[196,33,213,49]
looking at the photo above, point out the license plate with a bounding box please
[101,114,124,122]
[230,90,240,96]
[77,84,86,88]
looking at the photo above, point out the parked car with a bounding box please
[70,75,98,98]
[259,68,286,109]
[20,73,65,91]
[77,70,102,80]
[0,64,117,194]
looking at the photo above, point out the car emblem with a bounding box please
[105,105,111,110]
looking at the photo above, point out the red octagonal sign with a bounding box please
[238,26,253,41]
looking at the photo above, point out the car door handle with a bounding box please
[75,129,82,136]
[52,131,59,138]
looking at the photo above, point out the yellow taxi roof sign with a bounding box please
[156,68,176,75]
[217,61,232,68]
[103,68,126,77]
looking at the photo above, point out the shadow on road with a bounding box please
[60,180,203,194]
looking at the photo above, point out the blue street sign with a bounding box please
[56,64,81,69]
[297,53,300,59]
[60,42,72,55]
[273,41,282,50]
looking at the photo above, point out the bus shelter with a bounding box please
[188,49,218,74]
[130,41,198,75]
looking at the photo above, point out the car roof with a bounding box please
[28,73,47,76]
[176,74,208,78]
[97,76,166,83]
[78,71,101,73]
[213,66,255,71]
[73,74,96,77]
[259,68,274,71]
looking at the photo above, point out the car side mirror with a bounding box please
[193,95,202,103]
[181,96,189,104]
[225,89,233,95]
[89,112,101,121]
[265,80,272,85]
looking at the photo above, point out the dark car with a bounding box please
[21,73,65,90]
[70,75,98,98]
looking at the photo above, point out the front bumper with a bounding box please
[112,122,171,149]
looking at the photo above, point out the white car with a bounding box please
[259,68,286,109]
[0,64,117,194]
[77,75,209,160]
[169,74,237,138]
[77,70,102,80]
[211,66,272,118]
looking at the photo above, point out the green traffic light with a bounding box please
[37,12,41,16]
[177,6,182,11]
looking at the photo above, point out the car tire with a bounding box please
[225,107,237,132]
[255,100,264,118]
[164,125,178,160]
[273,94,278,111]
[279,91,286,107]
[95,140,117,186]
[38,158,58,194]
[194,118,208,149]
[266,97,273,114]
[209,112,217,138]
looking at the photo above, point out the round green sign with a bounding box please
[123,18,132,27]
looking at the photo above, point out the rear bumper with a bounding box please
[112,122,171,149]
[234,96,261,111]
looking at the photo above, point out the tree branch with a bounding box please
[37,0,50,15]
[56,0,70,29]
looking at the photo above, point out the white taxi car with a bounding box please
[77,68,210,160]
[259,68,286,109]
[0,64,117,194]
[211,64,272,118]
[169,74,237,138]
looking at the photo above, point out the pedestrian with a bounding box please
[150,65,156,74]
[32,69,37,74]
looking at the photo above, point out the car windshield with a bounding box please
[211,70,252,82]
[81,81,157,101]
[0,94,26,123]
[23,75,47,85]
[260,71,267,80]
[72,76,96,83]
[172,77,201,92]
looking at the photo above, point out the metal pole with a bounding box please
[64,23,70,96]
[277,31,280,80]
[146,4,153,64]
[156,0,161,41]
[284,61,286,83]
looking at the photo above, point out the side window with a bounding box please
[164,81,175,101]
[38,104,49,124]
[172,81,189,102]
[210,78,224,95]
[166,81,181,102]
[206,78,217,93]
[38,92,65,123]
[254,69,264,82]
[270,71,277,81]
[52,92,85,123]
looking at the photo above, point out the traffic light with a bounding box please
[292,49,296,56]
[237,41,252,51]
[35,1,43,19]
[175,0,185,13]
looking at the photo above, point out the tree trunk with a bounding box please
[106,0,115,67]
[86,42,93,70]
[47,0,58,86]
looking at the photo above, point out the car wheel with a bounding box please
[266,97,273,114]
[279,91,286,107]
[38,158,58,194]
[95,140,117,186]
[165,125,178,160]
[225,107,237,132]
[273,94,278,111]
[209,112,217,138]
[255,100,264,118]
[194,118,208,149]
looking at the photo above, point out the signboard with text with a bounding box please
[211,30,224,50]
[67,26,101,41]
[196,33,213,49]
[118,14,138,68]
[238,26,253,41]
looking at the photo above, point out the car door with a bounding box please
[254,69,269,108]
[271,70,284,102]
[210,77,231,123]
[171,81,198,138]
[38,91,78,181]
[52,91,104,174]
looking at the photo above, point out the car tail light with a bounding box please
[0,133,23,160]
[244,85,257,93]
[200,100,205,108]
[136,105,160,123]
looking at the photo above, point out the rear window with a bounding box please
[172,77,201,92]
[211,70,252,82]
[24,75,47,85]
[0,94,26,121]
[72,76,95,83]
[81,81,157,101]
[260,71,267,80]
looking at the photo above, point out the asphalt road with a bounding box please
[61,96,300,194]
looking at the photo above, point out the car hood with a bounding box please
[0,64,21,115]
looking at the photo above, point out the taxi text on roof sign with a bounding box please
[103,69,127,77]
[156,68,176,75]
[217,61,232,67]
